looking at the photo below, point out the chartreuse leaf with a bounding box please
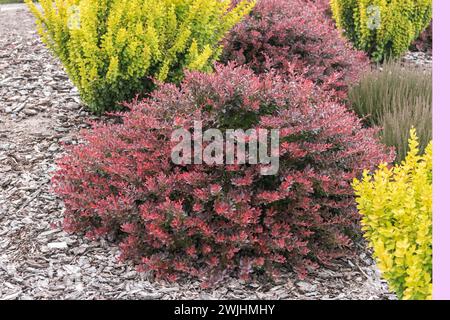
[353,128,432,300]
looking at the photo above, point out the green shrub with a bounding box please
[26,0,254,113]
[348,61,431,162]
[0,0,25,4]
[331,0,432,61]
[353,129,432,300]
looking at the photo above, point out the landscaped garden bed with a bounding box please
[0,0,432,300]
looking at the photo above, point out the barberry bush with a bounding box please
[26,0,254,113]
[411,22,432,53]
[222,0,370,100]
[53,65,393,283]
[330,0,432,62]
[353,129,432,300]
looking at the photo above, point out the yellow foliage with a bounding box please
[330,0,432,61]
[353,128,432,300]
[26,0,255,113]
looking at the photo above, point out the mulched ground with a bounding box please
[0,5,397,300]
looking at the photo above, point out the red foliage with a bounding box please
[307,0,333,17]
[411,22,432,54]
[222,0,369,100]
[53,64,393,283]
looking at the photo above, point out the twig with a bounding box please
[16,181,46,213]
[355,262,372,282]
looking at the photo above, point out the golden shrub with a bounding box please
[353,128,432,300]
[331,0,432,61]
[27,0,254,113]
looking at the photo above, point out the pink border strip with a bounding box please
[433,0,450,300]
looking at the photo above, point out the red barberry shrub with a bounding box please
[53,64,393,283]
[222,0,370,100]
[411,22,432,54]
[308,0,333,17]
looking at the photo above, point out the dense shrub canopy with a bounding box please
[353,129,432,300]
[331,0,432,61]
[222,0,370,100]
[53,65,394,283]
[27,0,254,113]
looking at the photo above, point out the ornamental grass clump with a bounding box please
[26,0,254,113]
[53,64,394,283]
[353,129,432,300]
[348,60,432,162]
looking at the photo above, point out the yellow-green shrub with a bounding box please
[330,0,432,61]
[26,0,254,113]
[353,129,432,300]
